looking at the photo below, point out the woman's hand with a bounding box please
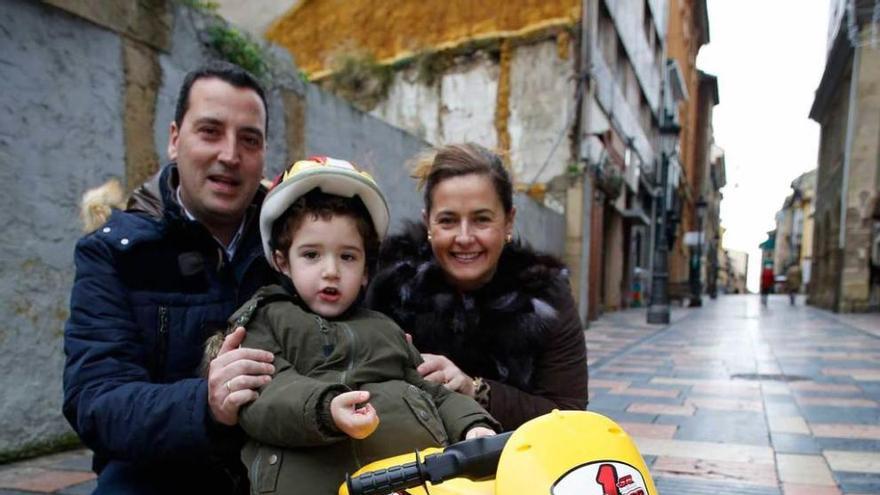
[331,391,379,439]
[465,426,496,439]
[418,353,475,397]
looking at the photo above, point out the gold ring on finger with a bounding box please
[225,380,231,392]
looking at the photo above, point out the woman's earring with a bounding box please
[506,233,512,243]
[427,232,433,241]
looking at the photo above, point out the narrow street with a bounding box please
[0,295,877,494]
[587,295,880,495]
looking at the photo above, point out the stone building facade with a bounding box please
[665,0,718,302]
[704,144,726,298]
[809,0,880,311]
[773,170,816,292]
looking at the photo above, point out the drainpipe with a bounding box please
[575,0,598,326]
[838,42,860,310]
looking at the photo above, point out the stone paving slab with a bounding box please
[0,450,94,494]
[588,294,880,494]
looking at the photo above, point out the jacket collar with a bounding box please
[126,163,184,222]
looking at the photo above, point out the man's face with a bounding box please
[168,77,266,232]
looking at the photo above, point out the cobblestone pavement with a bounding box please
[1,294,877,494]
[587,294,880,495]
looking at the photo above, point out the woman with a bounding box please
[760,262,775,306]
[367,143,588,430]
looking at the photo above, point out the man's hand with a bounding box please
[465,426,496,440]
[417,353,475,397]
[207,327,275,426]
[330,391,379,439]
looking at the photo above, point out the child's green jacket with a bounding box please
[234,284,498,494]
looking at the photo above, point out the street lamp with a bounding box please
[646,114,680,324]
[689,196,708,307]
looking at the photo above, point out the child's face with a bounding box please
[274,215,368,318]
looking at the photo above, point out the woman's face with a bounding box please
[424,173,514,292]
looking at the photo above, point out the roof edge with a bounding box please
[810,18,854,122]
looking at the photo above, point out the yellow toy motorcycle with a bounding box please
[340,410,656,495]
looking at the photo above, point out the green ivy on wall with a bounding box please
[206,25,269,79]
[178,0,270,80]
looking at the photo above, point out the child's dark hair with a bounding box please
[269,188,380,270]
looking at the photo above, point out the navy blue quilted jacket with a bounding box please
[62,164,274,493]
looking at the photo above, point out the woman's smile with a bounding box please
[426,174,514,292]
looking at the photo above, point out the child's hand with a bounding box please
[330,391,379,439]
[465,426,496,439]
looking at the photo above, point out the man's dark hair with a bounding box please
[269,189,380,272]
[174,60,269,131]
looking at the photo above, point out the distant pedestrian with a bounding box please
[785,263,802,306]
[760,262,774,306]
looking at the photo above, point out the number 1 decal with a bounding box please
[552,461,649,495]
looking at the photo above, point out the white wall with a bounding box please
[509,41,576,184]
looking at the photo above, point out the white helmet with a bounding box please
[260,156,390,269]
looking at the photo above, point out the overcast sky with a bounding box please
[697,0,830,291]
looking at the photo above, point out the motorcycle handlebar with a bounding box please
[345,456,425,495]
[346,432,513,495]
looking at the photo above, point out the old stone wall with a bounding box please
[371,40,579,185]
[810,71,848,309]
[304,84,427,232]
[809,39,880,312]
[0,0,564,459]
[0,0,128,459]
[840,43,880,311]
[265,0,581,76]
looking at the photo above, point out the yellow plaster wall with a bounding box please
[266,0,580,76]
[666,0,705,286]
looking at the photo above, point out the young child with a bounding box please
[219,157,498,494]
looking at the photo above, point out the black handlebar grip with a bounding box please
[346,458,425,495]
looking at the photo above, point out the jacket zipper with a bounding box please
[156,306,169,381]
[336,321,362,468]
[310,317,363,467]
[340,322,357,385]
[314,315,334,358]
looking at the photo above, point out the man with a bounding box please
[63,61,276,494]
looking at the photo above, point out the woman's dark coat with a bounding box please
[367,222,589,430]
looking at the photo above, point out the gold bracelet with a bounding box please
[472,376,491,407]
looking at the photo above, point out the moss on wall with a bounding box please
[0,432,81,464]
[266,0,580,76]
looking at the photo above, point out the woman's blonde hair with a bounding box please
[409,143,514,214]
